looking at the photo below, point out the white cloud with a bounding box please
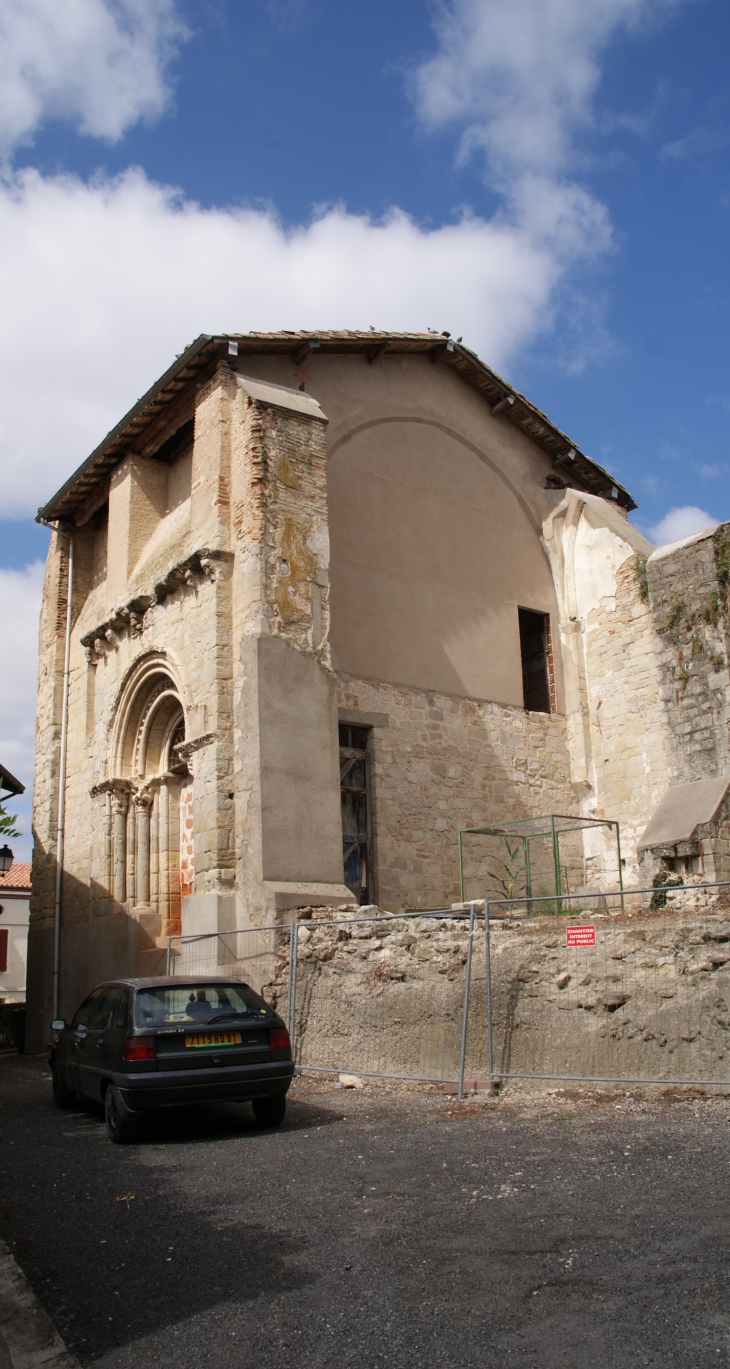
[411,0,686,366]
[414,0,679,177]
[0,0,693,519]
[0,0,186,155]
[648,505,720,546]
[0,561,44,860]
[0,165,570,517]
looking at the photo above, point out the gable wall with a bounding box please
[233,352,568,709]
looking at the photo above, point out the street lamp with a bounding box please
[0,845,13,874]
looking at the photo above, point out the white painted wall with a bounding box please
[0,895,29,1003]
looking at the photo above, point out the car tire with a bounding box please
[52,1068,75,1109]
[104,1085,136,1144]
[252,1094,287,1127]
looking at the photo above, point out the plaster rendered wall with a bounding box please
[337,674,574,912]
[0,897,30,1003]
[234,352,568,709]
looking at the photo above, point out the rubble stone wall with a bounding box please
[647,526,730,785]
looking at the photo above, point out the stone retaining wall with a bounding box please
[260,902,730,1085]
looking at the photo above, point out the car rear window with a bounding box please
[134,984,271,1027]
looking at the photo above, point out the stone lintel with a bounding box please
[338,708,390,729]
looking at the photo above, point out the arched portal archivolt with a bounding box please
[103,655,192,939]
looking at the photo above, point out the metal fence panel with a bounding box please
[166,926,288,1004]
[292,912,477,1084]
[479,882,730,1085]
[163,882,730,1091]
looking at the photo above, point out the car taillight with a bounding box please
[268,1026,290,1051]
[122,1036,156,1061]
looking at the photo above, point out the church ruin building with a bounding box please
[26,331,730,1047]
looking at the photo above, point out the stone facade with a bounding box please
[337,675,574,909]
[25,331,730,1049]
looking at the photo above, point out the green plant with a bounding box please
[635,556,649,603]
[714,528,730,584]
[702,590,720,628]
[0,804,20,840]
[663,594,686,631]
[709,649,726,673]
[691,633,705,657]
[488,837,527,909]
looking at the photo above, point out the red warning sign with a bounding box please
[566,925,596,947]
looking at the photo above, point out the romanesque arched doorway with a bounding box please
[107,656,192,939]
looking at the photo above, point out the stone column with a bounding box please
[126,797,135,906]
[111,791,129,904]
[150,795,159,910]
[104,792,113,893]
[158,779,169,934]
[134,794,153,907]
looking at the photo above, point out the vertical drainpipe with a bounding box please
[37,518,74,1022]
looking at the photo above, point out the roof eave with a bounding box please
[0,763,25,797]
[37,331,637,519]
[38,334,221,523]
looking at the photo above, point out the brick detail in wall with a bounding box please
[545,615,557,715]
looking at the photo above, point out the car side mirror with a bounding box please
[51,1020,66,1032]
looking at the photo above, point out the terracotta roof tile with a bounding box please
[0,862,31,892]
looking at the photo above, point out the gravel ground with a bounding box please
[1,1054,730,1368]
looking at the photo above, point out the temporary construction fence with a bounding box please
[482,881,730,1088]
[166,911,479,1090]
[165,880,730,1095]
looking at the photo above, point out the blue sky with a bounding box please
[1,0,729,851]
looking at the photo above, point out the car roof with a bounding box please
[99,976,252,990]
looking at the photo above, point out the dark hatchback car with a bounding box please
[49,977,294,1142]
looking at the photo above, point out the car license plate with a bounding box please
[185,1031,242,1048]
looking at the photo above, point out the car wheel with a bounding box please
[252,1095,287,1127]
[52,1067,76,1109]
[104,1085,136,1144]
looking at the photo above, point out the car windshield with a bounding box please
[134,984,271,1027]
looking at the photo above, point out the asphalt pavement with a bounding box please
[1,1055,729,1368]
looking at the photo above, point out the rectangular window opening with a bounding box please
[519,608,553,714]
[339,723,372,905]
[0,928,8,973]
